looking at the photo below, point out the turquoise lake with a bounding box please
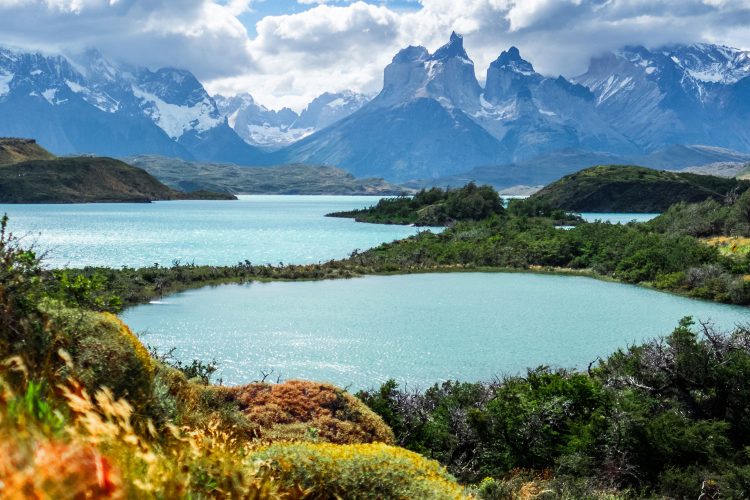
[121,273,750,390]
[0,195,429,268]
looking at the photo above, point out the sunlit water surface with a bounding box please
[0,196,432,268]
[0,194,659,269]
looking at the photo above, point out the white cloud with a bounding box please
[1,0,749,110]
[0,0,255,78]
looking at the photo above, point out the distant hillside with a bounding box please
[0,156,235,203]
[681,162,748,178]
[127,155,411,195]
[530,165,750,212]
[0,138,55,165]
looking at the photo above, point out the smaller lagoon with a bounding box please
[122,273,750,390]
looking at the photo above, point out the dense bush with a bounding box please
[651,188,750,237]
[358,371,610,483]
[220,380,395,444]
[251,442,466,499]
[39,303,156,413]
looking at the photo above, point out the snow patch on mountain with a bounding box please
[664,43,750,84]
[246,124,314,147]
[596,75,635,104]
[0,71,12,97]
[41,88,57,104]
[132,85,222,140]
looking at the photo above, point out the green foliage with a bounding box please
[359,371,609,482]
[52,270,122,312]
[651,188,750,238]
[251,442,466,499]
[5,381,67,436]
[148,346,218,385]
[353,211,750,303]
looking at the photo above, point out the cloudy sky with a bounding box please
[1,0,749,110]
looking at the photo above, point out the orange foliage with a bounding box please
[221,380,395,445]
[0,441,123,499]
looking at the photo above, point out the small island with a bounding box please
[327,182,506,225]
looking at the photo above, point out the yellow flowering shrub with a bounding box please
[251,442,470,499]
[38,300,155,412]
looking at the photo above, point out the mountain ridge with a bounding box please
[1,38,749,185]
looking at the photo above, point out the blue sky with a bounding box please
[0,0,749,111]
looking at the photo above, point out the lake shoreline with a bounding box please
[112,262,741,312]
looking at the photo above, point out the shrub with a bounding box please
[223,380,395,445]
[39,302,155,413]
[251,442,467,499]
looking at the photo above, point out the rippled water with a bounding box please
[0,196,431,268]
[122,273,750,389]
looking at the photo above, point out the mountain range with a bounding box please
[1,35,749,186]
[214,91,369,150]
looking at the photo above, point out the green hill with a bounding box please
[530,165,750,212]
[0,138,55,165]
[0,156,235,203]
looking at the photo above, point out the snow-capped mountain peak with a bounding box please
[377,32,481,110]
[213,90,369,149]
[432,31,471,63]
[0,44,263,163]
[493,46,536,76]
[483,46,542,104]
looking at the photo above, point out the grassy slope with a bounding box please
[531,165,750,212]
[0,157,236,203]
[0,138,55,165]
[127,155,412,195]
